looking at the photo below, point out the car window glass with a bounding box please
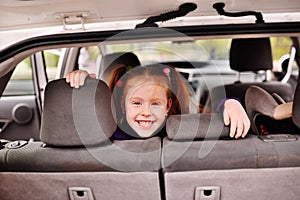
[271,37,298,77]
[2,57,34,96]
[102,40,220,64]
[78,46,100,75]
[101,36,296,78]
[43,49,62,81]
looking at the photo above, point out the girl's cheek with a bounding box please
[150,106,168,116]
[128,106,145,117]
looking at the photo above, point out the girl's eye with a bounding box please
[152,102,161,106]
[132,101,142,106]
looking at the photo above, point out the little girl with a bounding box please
[109,64,191,139]
[66,64,250,139]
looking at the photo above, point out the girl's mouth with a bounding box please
[135,120,154,128]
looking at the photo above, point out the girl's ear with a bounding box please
[166,98,172,114]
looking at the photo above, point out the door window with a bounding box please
[2,57,34,96]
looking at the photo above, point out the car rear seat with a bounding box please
[162,113,300,172]
[210,38,294,110]
[162,112,300,200]
[0,78,162,200]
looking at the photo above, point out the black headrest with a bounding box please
[230,38,273,72]
[40,78,116,146]
[100,52,141,83]
[166,113,229,141]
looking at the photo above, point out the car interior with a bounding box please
[0,1,300,200]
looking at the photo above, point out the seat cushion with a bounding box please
[0,137,162,172]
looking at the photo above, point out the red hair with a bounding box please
[108,64,194,124]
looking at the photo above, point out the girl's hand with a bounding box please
[66,70,96,88]
[223,99,250,139]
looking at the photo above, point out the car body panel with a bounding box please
[0,96,40,141]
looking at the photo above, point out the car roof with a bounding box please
[1,0,300,51]
[1,0,300,31]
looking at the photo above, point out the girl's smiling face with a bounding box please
[125,82,172,138]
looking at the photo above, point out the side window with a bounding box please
[43,49,62,81]
[78,46,100,75]
[271,37,298,80]
[2,57,34,96]
[271,37,292,71]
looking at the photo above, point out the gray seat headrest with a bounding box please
[100,52,141,83]
[230,38,273,72]
[40,78,116,146]
[166,113,229,141]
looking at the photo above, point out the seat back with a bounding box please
[0,78,161,172]
[0,78,117,171]
[162,112,300,171]
[162,113,300,200]
[0,78,162,200]
[163,113,260,172]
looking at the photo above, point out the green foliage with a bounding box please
[44,51,59,68]
[23,57,31,68]
[196,39,231,60]
[270,37,292,60]
[87,46,99,62]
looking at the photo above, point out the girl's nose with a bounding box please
[141,104,151,116]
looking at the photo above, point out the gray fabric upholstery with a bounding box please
[0,172,161,200]
[292,82,300,128]
[99,52,141,83]
[0,137,161,172]
[40,78,116,146]
[166,113,229,140]
[164,167,300,200]
[162,134,300,172]
[230,38,273,72]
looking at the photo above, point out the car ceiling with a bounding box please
[1,0,300,31]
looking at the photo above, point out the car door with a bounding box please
[0,55,41,141]
[0,49,63,141]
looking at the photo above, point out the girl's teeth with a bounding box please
[139,121,151,125]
